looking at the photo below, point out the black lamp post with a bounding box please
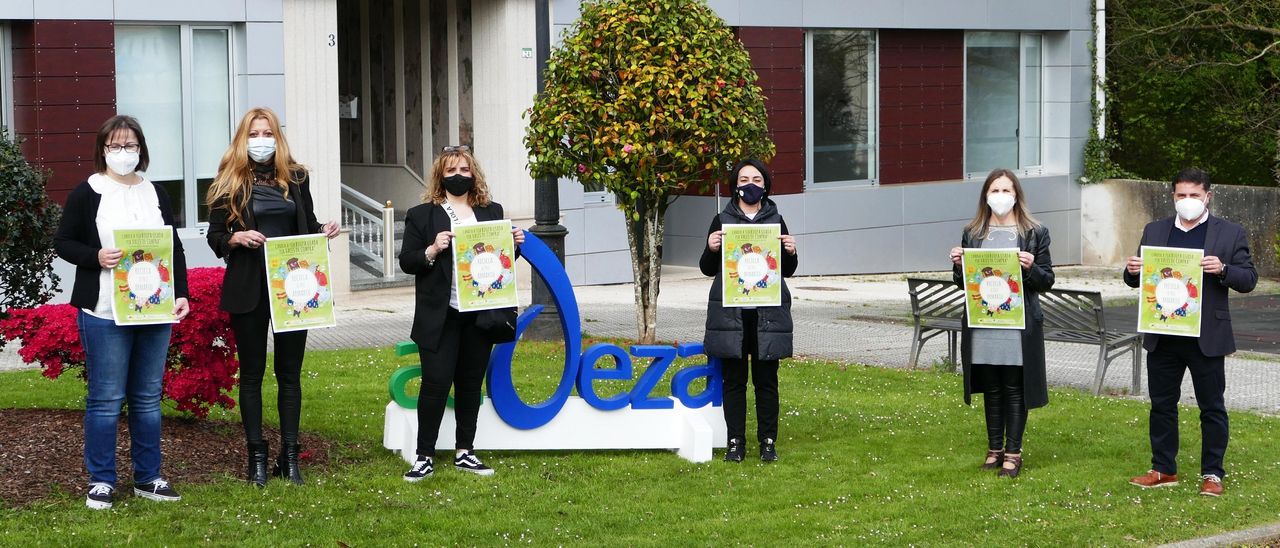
[526,0,568,339]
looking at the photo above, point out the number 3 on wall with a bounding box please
[328,34,336,47]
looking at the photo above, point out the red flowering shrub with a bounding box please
[0,267,239,418]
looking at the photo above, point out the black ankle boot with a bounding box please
[273,443,304,485]
[247,442,270,487]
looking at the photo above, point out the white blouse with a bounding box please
[86,173,166,319]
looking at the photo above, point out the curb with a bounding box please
[1160,522,1280,548]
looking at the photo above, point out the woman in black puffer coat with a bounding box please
[701,159,798,464]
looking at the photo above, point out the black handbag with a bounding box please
[475,307,518,343]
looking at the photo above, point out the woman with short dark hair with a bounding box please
[701,159,798,463]
[54,115,191,509]
[948,168,1054,478]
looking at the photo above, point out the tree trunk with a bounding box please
[625,194,665,344]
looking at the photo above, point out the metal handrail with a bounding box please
[340,184,397,280]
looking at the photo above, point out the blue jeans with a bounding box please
[77,311,172,485]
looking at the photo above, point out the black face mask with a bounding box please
[737,183,766,205]
[443,174,475,197]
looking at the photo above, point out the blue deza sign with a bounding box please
[485,231,723,430]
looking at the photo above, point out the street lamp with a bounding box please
[526,0,568,339]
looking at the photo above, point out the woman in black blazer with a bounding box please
[949,168,1054,479]
[399,146,523,482]
[205,107,339,486]
[53,115,190,509]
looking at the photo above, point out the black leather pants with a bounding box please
[974,364,1027,453]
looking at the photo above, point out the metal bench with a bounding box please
[907,277,1143,396]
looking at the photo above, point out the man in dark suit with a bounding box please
[1123,168,1257,497]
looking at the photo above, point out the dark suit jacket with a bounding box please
[400,201,510,352]
[206,173,323,314]
[53,180,190,310]
[1123,215,1257,356]
[952,224,1055,409]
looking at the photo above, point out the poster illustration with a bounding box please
[721,224,783,308]
[263,234,336,332]
[111,227,177,325]
[1137,245,1203,337]
[961,248,1026,329]
[452,220,518,312]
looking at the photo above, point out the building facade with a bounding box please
[10,0,1094,294]
[555,0,1095,282]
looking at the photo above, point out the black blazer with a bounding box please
[400,201,510,352]
[1123,215,1257,356]
[953,224,1055,410]
[206,172,323,314]
[53,179,190,310]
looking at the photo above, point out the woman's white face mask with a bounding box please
[105,150,140,176]
[986,193,1016,217]
[248,137,277,163]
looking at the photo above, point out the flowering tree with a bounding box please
[0,267,239,418]
[525,0,774,343]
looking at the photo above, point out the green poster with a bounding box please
[960,248,1026,330]
[263,234,337,333]
[1137,245,1204,337]
[111,227,177,325]
[721,224,783,308]
[452,220,518,312]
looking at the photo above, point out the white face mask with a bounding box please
[1175,197,1207,221]
[248,137,277,163]
[986,193,1016,217]
[105,150,140,176]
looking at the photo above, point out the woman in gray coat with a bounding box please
[949,168,1054,479]
[701,159,798,463]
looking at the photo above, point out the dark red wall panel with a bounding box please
[738,27,804,196]
[878,29,964,185]
[12,20,116,205]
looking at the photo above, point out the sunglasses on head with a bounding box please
[441,145,471,153]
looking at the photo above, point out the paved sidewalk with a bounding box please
[5,266,1278,414]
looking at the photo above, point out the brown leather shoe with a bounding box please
[1199,475,1223,497]
[997,454,1022,478]
[1129,470,1178,488]
[981,450,1004,470]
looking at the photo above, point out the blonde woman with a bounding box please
[948,168,1054,479]
[205,107,339,486]
[399,146,523,481]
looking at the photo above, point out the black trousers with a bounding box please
[1147,335,1228,477]
[973,364,1027,453]
[721,309,780,443]
[230,293,308,447]
[416,308,493,457]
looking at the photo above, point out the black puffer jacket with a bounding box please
[700,199,798,360]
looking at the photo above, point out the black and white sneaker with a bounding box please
[724,438,745,462]
[454,451,495,476]
[760,438,778,462]
[86,483,114,510]
[133,478,181,502]
[403,456,434,482]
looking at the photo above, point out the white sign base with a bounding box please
[383,397,728,463]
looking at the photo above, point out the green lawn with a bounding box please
[2,342,1279,546]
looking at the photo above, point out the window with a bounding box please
[116,25,233,229]
[0,24,11,132]
[807,29,877,185]
[965,32,1042,175]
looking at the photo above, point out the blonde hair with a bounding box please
[422,149,492,207]
[963,168,1040,240]
[205,107,306,228]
